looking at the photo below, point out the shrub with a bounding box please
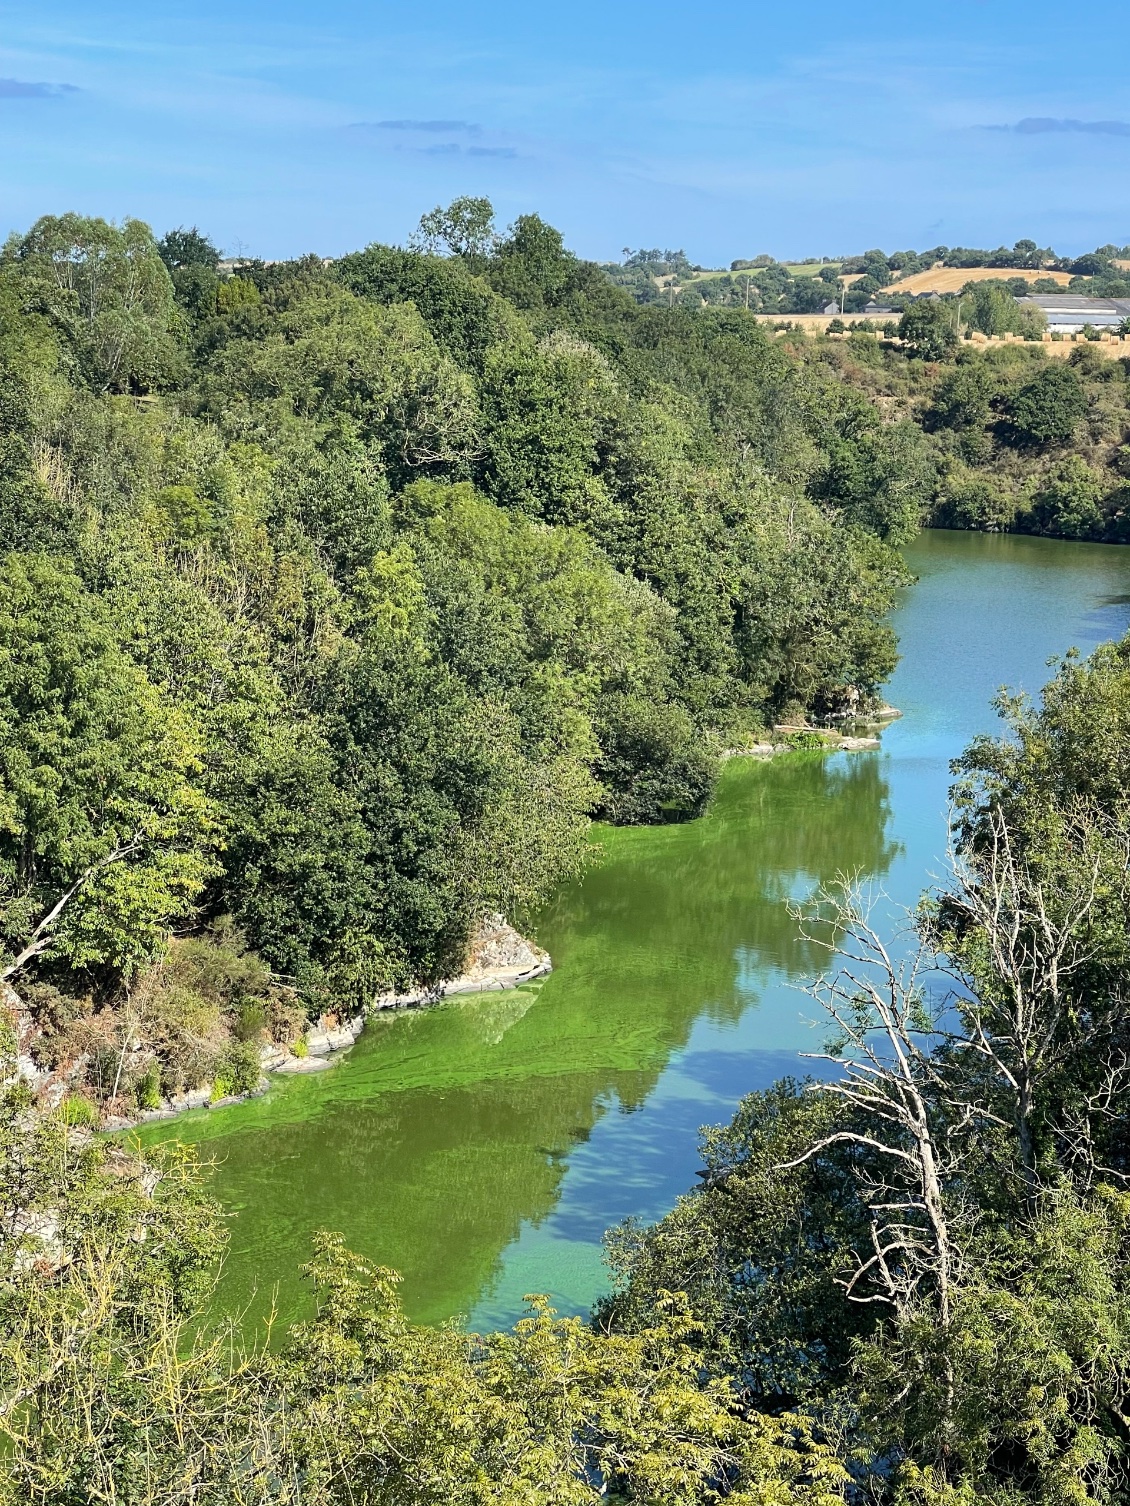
[57,1094,100,1127]
[898,300,958,360]
[936,472,1017,531]
[594,695,718,825]
[232,1000,267,1043]
[210,1041,261,1101]
[134,1066,163,1111]
[1032,456,1107,538]
[1007,363,1087,446]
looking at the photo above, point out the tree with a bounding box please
[409,196,498,260]
[898,300,958,360]
[0,556,216,981]
[1032,455,1108,538]
[1008,363,1087,447]
[3,213,181,391]
[488,213,575,308]
[930,358,996,430]
[157,226,221,271]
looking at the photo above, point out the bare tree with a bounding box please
[778,882,960,1327]
[940,806,1130,1190]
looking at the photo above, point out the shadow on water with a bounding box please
[138,530,1130,1333]
[140,752,895,1331]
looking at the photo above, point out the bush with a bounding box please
[594,695,718,825]
[210,1041,261,1100]
[1008,363,1087,446]
[232,1000,267,1042]
[1032,457,1107,538]
[134,1066,162,1111]
[57,1094,100,1127]
[898,300,958,360]
[935,471,1017,531]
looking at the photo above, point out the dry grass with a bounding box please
[888,266,1073,295]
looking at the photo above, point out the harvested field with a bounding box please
[888,266,1073,295]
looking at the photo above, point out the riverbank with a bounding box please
[130,530,1130,1332]
[4,916,551,1133]
[720,705,901,758]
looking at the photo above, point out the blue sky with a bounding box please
[2,1,1128,264]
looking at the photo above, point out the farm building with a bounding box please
[1016,293,1130,333]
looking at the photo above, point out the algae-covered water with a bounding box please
[139,531,1130,1332]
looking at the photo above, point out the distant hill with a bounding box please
[889,267,1073,295]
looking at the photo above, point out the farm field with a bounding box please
[682,261,838,283]
[888,266,1073,294]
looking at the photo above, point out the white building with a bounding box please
[1016,293,1130,334]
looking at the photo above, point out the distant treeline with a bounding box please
[607,239,1130,315]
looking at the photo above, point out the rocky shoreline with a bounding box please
[7,918,552,1133]
[720,705,901,760]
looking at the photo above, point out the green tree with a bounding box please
[898,300,958,360]
[3,213,181,391]
[1008,362,1087,447]
[1032,455,1108,537]
[930,358,997,430]
[410,196,498,260]
[0,556,216,982]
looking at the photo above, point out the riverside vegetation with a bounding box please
[4,200,1130,1502]
[6,599,1130,1503]
[1,200,917,1115]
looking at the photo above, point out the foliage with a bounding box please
[1008,363,1088,447]
[607,637,1130,1503]
[0,1027,847,1504]
[0,198,923,1019]
[2,213,181,392]
[0,555,217,982]
[898,301,958,361]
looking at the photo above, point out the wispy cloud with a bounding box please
[985,116,1130,137]
[351,118,481,135]
[411,141,519,159]
[0,77,79,98]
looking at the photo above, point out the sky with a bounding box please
[2,1,1128,266]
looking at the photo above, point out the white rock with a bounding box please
[274,1055,333,1074]
[169,1088,211,1111]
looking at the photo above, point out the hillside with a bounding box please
[0,201,916,1122]
[888,266,1073,295]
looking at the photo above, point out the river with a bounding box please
[138,530,1130,1333]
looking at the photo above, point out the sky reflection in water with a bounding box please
[139,531,1130,1333]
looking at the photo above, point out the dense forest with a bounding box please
[4,201,1130,1503]
[0,199,920,1082]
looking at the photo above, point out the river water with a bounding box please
[139,530,1130,1333]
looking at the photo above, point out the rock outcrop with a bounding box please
[4,915,552,1130]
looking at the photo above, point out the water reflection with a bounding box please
[140,531,1130,1332]
[141,751,895,1330]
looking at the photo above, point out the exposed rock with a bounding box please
[371,916,551,1012]
[840,736,881,751]
[466,915,548,976]
[169,1087,211,1111]
[273,1054,334,1074]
